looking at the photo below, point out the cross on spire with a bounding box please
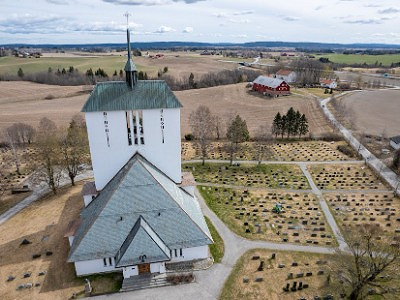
[124,11,131,29]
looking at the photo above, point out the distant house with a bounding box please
[252,76,290,97]
[320,79,337,89]
[275,69,297,83]
[390,136,400,150]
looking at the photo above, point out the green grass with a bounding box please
[83,272,123,295]
[0,56,157,76]
[313,53,400,67]
[204,216,224,263]
[183,162,310,190]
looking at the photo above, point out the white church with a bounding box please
[65,28,212,279]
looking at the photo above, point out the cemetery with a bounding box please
[309,164,388,190]
[184,163,310,190]
[200,186,336,246]
[181,141,355,162]
[325,192,400,245]
[220,249,335,300]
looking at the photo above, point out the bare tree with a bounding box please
[330,226,400,300]
[30,118,62,194]
[0,151,10,201]
[2,129,21,174]
[59,118,89,186]
[213,115,224,140]
[226,115,250,165]
[189,106,216,165]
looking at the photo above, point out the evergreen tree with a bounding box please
[272,112,282,138]
[299,114,309,138]
[286,107,296,138]
[48,67,53,73]
[144,72,148,80]
[68,66,74,73]
[17,67,24,78]
[138,71,144,80]
[119,69,124,77]
[280,115,287,139]
[86,68,94,77]
[293,110,301,138]
[113,70,118,77]
[61,68,67,75]
[189,73,195,88]
[163,66,168,73]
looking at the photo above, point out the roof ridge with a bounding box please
[140,161,213,242]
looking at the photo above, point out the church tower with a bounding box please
[81,24,182,190]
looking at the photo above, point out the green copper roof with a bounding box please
[81,80,182,112]
[68,153,212,263]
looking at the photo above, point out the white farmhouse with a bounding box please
[275,69,297,83]
[320,79,337,89]
[65,28,212,279]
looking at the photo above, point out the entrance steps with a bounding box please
[120,273,171,292]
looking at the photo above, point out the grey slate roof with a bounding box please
[81,80,182,113]
[253,75,286,88]
[68,153,212,263]
[115,217,170,267]
[390,135,400,144]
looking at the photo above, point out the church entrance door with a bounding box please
[138,263,150,274]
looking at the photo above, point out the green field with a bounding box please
[313,53,400,66]
[0,56,157,76]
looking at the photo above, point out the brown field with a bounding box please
[220,249,335,300]
[0,82,333,138]
[338,89,400,136]
[0,183,121,300]
[178,83,333,137]
[0,81,89,131]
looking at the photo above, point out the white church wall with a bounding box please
[74,258,117,276]
[150,262,166,273]
[170,245,209,262]
[85,108,182,190]
[122,266,138,278]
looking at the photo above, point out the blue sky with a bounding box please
[0,0,399,44]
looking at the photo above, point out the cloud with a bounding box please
[233,10,253,16]
[344,18,382,24]
[378,7,400,14]
[102,0,205,5]
[315,5,324,11]
[46,0,70,4]
[283,16,300,22]
[182,26,193,33]
[213,12,228,18]
[231,34,247,38]
[228,18,250,23]
[154,25,175,33]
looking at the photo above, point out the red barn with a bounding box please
[252,76,290,97]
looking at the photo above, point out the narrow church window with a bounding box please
[103,112,110,147]
[160,109,165,144]
[103,258,107,266]
[179,248,183,257]
[109,257,113,266]
[174,249,178,257]
[138,111,145,144]
[125,111,132,146]
[132,112,138,145]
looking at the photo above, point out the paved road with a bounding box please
[0,169,93,225]
[320,93,400,194]
[184,159,364,166]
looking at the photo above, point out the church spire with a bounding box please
[124,12,137,88]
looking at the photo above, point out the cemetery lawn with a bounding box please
[184,163,310,190]
[199,187,337,246]
[0,183,121,300]
[181,141,355,162]
[204,216,225,263]
[220,248,335,300]
[325,192,400,244]
[309,164,388,190]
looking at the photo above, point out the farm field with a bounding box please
[184,163,309,190]
[335,89,400,137]
[181,141,354,162]
[325,192,400,245]
[0,81,333,138]
[220,248,335,300]
[178,83,333,137]
[309,164,388,190]
[0,81,88,131]
[200,187,336,246]
[313,53,400,66]
[0,184,122,300]
[0,51,237,79]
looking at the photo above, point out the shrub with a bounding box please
[184,133,194,141]
[337,145,355,157]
